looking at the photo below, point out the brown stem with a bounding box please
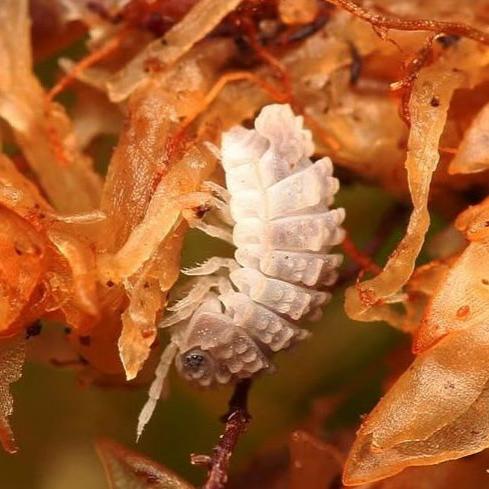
[193,379,252,489]
[324,0,489,46]
[338,203,408,285]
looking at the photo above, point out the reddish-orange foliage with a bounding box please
[3,2,489,486]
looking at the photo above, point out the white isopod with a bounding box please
[137,104,345,437]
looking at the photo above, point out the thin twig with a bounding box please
[323,0,489,46]
[193,379,252,489]
[338,203,408,285]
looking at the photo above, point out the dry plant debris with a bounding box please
[2,0,489,487]
[96,438,194,489]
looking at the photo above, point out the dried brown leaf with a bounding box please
[449,102,489,175]
[344,379,489,485]
[414,240,489,352]
[96,438,194,489]
[345,199,489,484]
[119,225,186,380]
[0,208,45,334]
[402,260,451,334]
[0,336,25,454]
[0,0,102,213]
[100,39,233,253]
[377,450,489,488]
[344,42,485,328]
[107,0,244,102]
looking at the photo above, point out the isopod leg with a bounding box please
[183,257,239,276]
[192,221,234,244]
[137,342,179,440]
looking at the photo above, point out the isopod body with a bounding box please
[138,104,345,437]
[170,104,345,386]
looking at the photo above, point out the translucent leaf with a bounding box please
[415,198,489,351]
[345,311,489,483]
[112,143,215,379]
[414,240,489,352]
[344,381,489,485]
[0,207,45,334]
[107,0,244,102]
[378,450,489,488]
[344,42,488,328]
[0,336,25,454]
[0,0,101,213]
[402,261,451,334]
[344,197,489,483]
[96,438,194,489]
[449,102,489,174]
[119,227,185,380]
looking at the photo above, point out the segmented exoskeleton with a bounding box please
[138,104,345,436]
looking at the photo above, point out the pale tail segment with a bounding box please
[137,104,345,438]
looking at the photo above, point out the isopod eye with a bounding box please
[177,348,215,384]
[183,350,207,370]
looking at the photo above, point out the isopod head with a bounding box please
[176,347,217,386]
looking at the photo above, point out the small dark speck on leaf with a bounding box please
[430,96,440,107]
[436,34,460,48]
[348,42,362,84]
[26,322,43,339]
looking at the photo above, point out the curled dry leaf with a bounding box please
[0,0,102,213]
[345,41,489,329]
[344,198,489,484]
[115,149,215,378]
[401,260,451,334]
[96,438,194,489]
[98,40,230,378]
[0,208,45,332]
[100,144,217,282]
[99,37,233,253]
[106,0,244,102]
[118,226,186,381]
